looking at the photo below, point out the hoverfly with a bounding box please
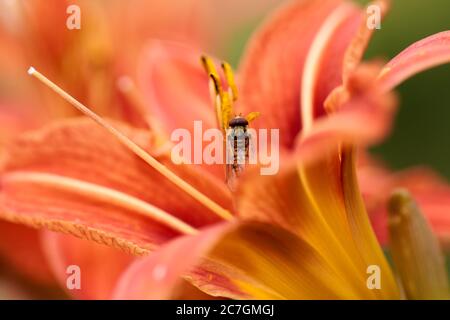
[226,115,251,189]
[201,56,259,190]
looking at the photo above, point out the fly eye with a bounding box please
[228,117,249,128]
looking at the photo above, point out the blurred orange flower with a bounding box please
[0,0,268,297]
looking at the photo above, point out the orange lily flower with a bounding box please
[0,0,449,299]
[110,0,450,299]
[0,0,270,297]
[137,0,450,248]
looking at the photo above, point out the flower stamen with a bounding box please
[200,56,260,132]
[221,61,238,102]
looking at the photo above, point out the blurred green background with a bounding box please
[224,0,450,180]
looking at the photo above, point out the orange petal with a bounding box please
[114,221,372,300]
[137,40,216,134]
[195,222,363,299]
[238,0,364,148]
[378,31,450,92]
[297,63,397,165]
[236,159,365,294]
[0,118,232,255]
[0,102,45,146]
[112,223,231,300]
[301,1,363,130]
[275,23,450,253]
[303,0,390,127]
[136,41,226,178]
[342,0,390,81]
[41,231,135,299]
[0,222,55,286]
[297,1,393,163]
[393,169,450,248]
[359,162,450,249]
[236,155,399,299]
[0,107,52,287]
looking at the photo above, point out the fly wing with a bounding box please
[245,130,252,160]
[225,129,238,191]
[225,163,239,192]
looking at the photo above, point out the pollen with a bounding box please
[200,56,260,132]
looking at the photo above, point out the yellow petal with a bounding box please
[237,157,387,298]
[113,221,358,299]
[297,147,400,299]
[206,222,360,299]
[341,148,400,298]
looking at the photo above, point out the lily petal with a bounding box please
[378,31,450,92]
[392,170,450,249]
[301,1,363,130]
[297,30,450,164]
[0,104,53,287]
[297,0,395,164]
[236,154,399,298]
[340,149,399,296]
[138,40,217,134]
[360,163,450,249]
[342,0,390,81]
[41,231,135,299]
[137,41,228,179]
[112,223,231,300]
[238,0,363,148]
[0,118,232,255]
[0,222,55,285]
[298,151,400,299]
[0,102,44,146]
[297,63,397,165]
[303,31,450,161]
[114,221,368,300]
